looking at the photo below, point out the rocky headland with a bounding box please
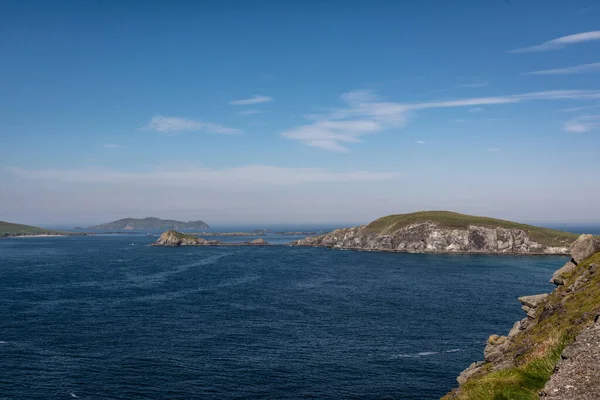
[290,211,576,255]
[90,217,210,230]
[443,233,600,399]
[151,230,270,247]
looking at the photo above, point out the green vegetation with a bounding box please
[365,211,578,247]
[443,252,600,400]
[90,217,209,230]
[0,221,63,237]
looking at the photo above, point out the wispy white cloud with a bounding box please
[5,164,399,187]
[281,89,600,152]
[469,107,484,113]
[561,104,600,112]
[526,62,600,75]
[238,109,265,115]
[229,95,273,105]
[103,144,121,149]
[416,140,426,144]
[142,116,241,134]
[564,115,600,133]
[456,81,489,88]
[509,31,600,53]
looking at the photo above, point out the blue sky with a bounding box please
[1,0,599,226]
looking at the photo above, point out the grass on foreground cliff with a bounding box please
[365,211,578,247]
[443,252,600,400]
[445,336,566,400]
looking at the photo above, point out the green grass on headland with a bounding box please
[0,221,64,237]
[365,211,579,247]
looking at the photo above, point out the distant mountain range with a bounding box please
[89,217,210,230]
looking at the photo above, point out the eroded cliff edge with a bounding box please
[443,234,600,400]
[290,211,575,254]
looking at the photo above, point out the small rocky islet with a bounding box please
[151,230,270,247]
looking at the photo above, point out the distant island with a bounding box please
[0,221,83,238]
[290,211,578,254]
[89,217,210,230]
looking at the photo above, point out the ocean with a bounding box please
[0,234,571,399]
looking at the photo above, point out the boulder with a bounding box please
[457,361,486,385]
[507,320,522,338]
[484,335,509,362]
[518,293,548,308]
[551,261,577,285]
[570,234,600,264]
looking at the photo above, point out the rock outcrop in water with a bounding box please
[290,212,575,254]
[443,234,600,399]
[152,230,270,247]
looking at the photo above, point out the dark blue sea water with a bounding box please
[0,235,567,399]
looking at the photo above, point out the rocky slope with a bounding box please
[152,230,269,247]
[443,234,600,399]
[290,212,575,254]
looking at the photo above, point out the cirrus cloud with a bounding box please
[564,115,600,133]
[281,89,600,152]
[509,31,600,53]
[142,116,241,134]
[526,62,600,75]
[229,95,273,105]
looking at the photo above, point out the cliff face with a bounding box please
[291,222,570,254]
[444,234,600,399]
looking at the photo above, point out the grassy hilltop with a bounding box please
[0,221,64,237]
[365,211,579,247]
[90,217,209,230]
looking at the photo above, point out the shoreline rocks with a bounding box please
[290,223,570,255]
[152,230,272,247]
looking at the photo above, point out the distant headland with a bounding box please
[0,221,85,238]
[89,217,210,230]
[290,211,578,255]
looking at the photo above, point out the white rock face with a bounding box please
[570,234,600,264]
[291,223,570,254]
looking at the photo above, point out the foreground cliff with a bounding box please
[290,211,575,254]
[152,230,269,247]
[443,234,600,400]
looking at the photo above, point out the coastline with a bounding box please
[289,244,571,256]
